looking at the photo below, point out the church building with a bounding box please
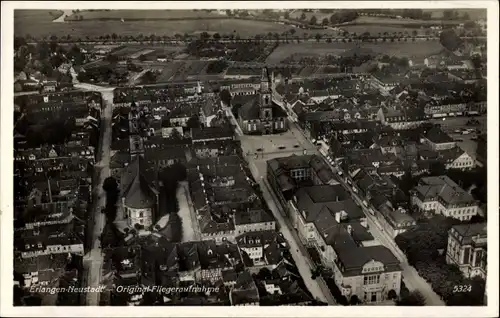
[237,67,288,135]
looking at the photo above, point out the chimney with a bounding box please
[335,212,341,223]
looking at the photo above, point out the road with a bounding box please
[77,82,114,306]
[225,106,335,305]
[286,115,446,306]
[25,36,485,46]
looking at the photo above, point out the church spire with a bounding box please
[260,67,270,93]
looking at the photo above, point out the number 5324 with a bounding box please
[453,285,472,293]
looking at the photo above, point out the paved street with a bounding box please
[248,160,336,305]
[77,83,114,306]
[225,104,335,304]
[287,117,446,306]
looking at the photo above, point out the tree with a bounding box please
[186,114,201,129]
[322,17,329,26]
[284,11,290,19]
[169,128,182,140]
[309,16,317,25]
[315,33,322,42]
[300,12,306,20]
[440,29,463,52]
[396,290,426,306]
[349,295,361,305]
[220,89,232,106]
[256,267,272,280]
[387,289,398,300]
[231,103,242,119]
[213,33,221,41]
[429,161,446,176]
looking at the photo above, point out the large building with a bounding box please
[411,175,479,221]
[237,68,288,135]
[120,157,160,227]
[446,223,487,280]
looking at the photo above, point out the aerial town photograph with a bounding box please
[5,2,495,312]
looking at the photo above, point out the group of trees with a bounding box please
[396,290,426,306]
[185,39,268,62]
[206,60,229,74]
[395,215,486,305]
[439,29,464,52]
[21,118,76,148]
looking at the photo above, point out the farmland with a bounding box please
[65,9,222,21]
[266,41,444,64]
[156,61,186,82]
[14,10,64,37]
[14,11,328,39]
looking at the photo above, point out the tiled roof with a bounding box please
[415,175,476,206]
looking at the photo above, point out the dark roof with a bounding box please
[451,222,487,245]
[424,127,455,144]
[234,208,274,226]
[191,127,233,141]
[337,245,401,274]
[121,157,157,209]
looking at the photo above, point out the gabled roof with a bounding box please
[121,157,157,209]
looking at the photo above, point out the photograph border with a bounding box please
[1,1,498,317]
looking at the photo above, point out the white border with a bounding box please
[1,1,498,317]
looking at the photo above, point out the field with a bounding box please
[157,61,185,82]
[266,41,444,63]
[111,46,144,57]
[350,16,462,26]
[422,9,486,20]
[340,24,428,36]
[184,61,209,76]
[298,66,321,77]
[14,10,63,37]
[15,11,331,39]
[66,9,222,21]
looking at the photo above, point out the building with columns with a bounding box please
[446,222,487,280]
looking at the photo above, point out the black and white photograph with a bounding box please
[1,1,498,317]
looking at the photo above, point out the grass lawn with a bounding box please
[266,40,444,63]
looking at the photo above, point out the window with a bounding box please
[364,274,380,285]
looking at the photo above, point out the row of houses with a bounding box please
[266,154,402,304]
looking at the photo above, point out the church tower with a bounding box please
[259,67,272,120]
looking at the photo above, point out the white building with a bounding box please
[412,175,478,221]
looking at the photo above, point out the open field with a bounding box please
[14,10,63,37]
[340,24,428,36]
[15,12,334,39]
[422,9,486,20]
[157,61,185,82]
[184,61,209,76]
[111,46,144,57]
[66,9,223,21]
[266,41,444,63]
[351,16,463,26]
